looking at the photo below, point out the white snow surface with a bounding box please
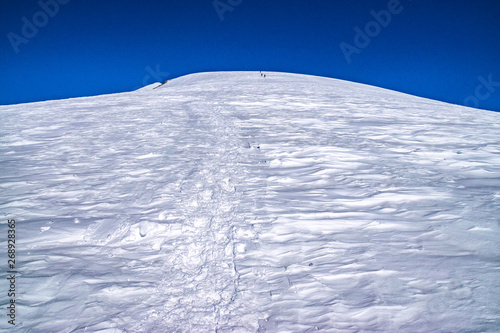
[1,71,500,332]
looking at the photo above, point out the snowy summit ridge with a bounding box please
[1,71,500,332]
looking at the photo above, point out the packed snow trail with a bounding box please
[0,72,499,332]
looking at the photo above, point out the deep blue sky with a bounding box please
[1,0,500,111]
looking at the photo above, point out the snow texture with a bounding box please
[1,71,500,332]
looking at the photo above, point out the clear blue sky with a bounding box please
[1,0,500,111]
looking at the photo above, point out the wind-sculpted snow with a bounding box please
[1,72,499,332]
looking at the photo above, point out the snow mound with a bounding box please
[1,71,499,332]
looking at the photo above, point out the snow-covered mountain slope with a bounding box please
[1,71,500,332]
